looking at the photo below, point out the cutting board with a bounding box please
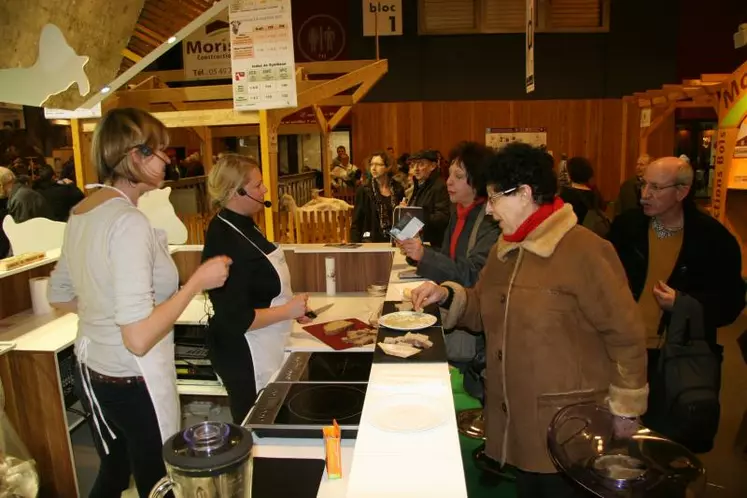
[302,318,374,351]
[253,457,325,498]
[374,302,446,363]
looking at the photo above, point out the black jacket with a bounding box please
[33,180,85,222]
[408,170,451,248]
[559,186,600,224]
[415,204,500,287]
[608,203,745,345]
[7,184,52,223]
[350,180,405,243]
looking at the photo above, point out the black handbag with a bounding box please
[647,295,723,454]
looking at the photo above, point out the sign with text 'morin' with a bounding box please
[183,12,231,81]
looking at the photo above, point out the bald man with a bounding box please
[614,154,651,216]
[0,166,51,224]
[608,156,744,452]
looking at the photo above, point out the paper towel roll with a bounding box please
[325,257,336,296]
[29,277,52,315]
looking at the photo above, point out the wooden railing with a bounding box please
[164,176,209,215]
[179,209,353,245]
[278,172,317,208]
[333,188,356,205]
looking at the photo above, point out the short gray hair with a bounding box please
[676,161,694,188]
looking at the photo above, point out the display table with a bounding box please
[0,245,468,497]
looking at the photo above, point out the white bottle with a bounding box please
[325,257,336,296]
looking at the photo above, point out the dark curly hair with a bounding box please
[448,141,493,197]
[484,142,557,205]
[369,151,390,168]
[567,156,594,184]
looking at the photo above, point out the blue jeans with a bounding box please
[74,365,168,498]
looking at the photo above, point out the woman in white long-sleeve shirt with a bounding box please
[48,108,231,498]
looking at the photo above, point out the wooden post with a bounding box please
[619,100,629,184]
[321,131,331,196]
[201,127,214,174]
[259,110,279,241]
[71,119,96,191]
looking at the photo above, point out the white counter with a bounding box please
[0,245,468,497]
[0,310,76,352]
[0,248,61,280]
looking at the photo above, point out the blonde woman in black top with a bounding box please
[202,154,311,423]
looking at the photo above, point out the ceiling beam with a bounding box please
[121,49,142,63]
[117,85,354,108]
[79,0,230,109]
[82,108,260,132]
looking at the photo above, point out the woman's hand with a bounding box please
[189,256,232,291]
[411,282,448,311]
[284,293,309,320]
[399,238,425,262]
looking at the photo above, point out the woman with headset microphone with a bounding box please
[202,153,312,424]
[47,108,231,497]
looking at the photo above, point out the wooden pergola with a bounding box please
[631,74,727,156]
[73,58,388,241]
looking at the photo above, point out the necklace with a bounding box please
[652,217,683,239]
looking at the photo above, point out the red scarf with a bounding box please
[450,198,485,259]
[503,197,564,243]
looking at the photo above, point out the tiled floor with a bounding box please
[72,316,747,498]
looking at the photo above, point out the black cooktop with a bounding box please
[274,352,373,383]
[246,382,367,439]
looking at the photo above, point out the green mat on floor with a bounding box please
[450,368,517,498]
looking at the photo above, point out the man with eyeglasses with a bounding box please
[608,156,745,451]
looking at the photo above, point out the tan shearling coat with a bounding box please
[442,204,648,473]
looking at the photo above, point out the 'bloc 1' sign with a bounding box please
[362,0,403,36]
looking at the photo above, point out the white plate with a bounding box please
[368,394,447,433]
[378,311,437,331]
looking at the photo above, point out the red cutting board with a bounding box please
[302,318,374,350]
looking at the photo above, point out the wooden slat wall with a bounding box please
[352,100,677,202]
[354,100,617,201]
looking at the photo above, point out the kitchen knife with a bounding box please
[305,303,334,319]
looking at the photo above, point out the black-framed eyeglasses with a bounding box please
[488,186,519,204]
[640,180,681,193]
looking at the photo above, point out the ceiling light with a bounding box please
[100,86,111,94]
[167,36,177,44]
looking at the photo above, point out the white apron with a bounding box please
[79,184,180,452]
[218,215,293,391]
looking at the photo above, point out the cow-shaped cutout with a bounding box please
[0,24,90,107]
[3,215,67,255]
[138,187,189,245]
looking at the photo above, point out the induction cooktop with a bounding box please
[274,352,373,383]
[246,382,367,439]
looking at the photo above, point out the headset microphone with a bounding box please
[237,187,272,208]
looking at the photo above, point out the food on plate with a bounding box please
[342,328,377,346]
[379,312,435,330]
[377,342,421,358]
[323,320,355,336]
[378,332,434,358]
[383,332,433,349]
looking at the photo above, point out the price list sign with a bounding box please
[229,0,297,111]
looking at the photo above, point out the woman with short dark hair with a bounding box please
[412,142,648,498]
[559,156,604,224]
[399,141,499,287]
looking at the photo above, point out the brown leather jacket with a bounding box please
[442,204,648,473]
